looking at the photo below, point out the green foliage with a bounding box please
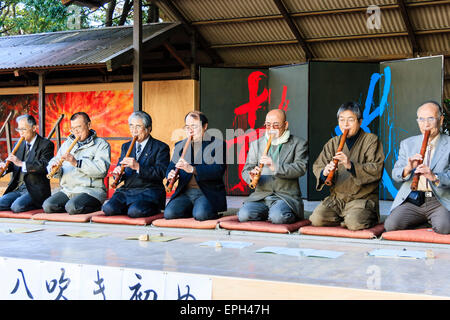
[444,98,450,135]
[0,0,161,35]
[0,0,72,35]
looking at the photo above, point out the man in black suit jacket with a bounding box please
[164,111,227,221]
[0,115,54,212]
[102,111,170,218]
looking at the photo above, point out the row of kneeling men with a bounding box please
[1,101,449,234]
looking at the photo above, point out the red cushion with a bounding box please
[381,228,450,244]
[0,209,44,219]
[219,215,311,234]
[152,215,236,229]
[299,223,385,239]
[32,211,104,222]
[92,212,164,226]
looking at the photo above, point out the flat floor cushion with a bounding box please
[0,209,44,219]
[32,211,104,222]
[92,212,164,226]
[219,216,311,234]
[381,228,450,244]
[152,215,236,229]
[299,223,385,239]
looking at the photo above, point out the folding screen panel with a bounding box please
[308,61,380,201]
[379,56,443,200]
[268,63,309,198]
[200,67,269,196]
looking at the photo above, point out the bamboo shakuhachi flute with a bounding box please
[410,129,431,191]
[165,134,193,192]
[111,135,138,189]
[324,129,349,186]
[46,136,80,179]
[249,134,273,189]
[0,137,25,176]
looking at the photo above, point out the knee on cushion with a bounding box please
[432,220,450,235]
[237,206,265,222]
[343,211,376,230]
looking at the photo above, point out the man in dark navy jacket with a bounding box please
[164,111,227,221]
[0,115,54,212]
[102,111,170,218]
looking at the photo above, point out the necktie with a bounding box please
[136,143,142,160]
[425,144,432,189]
[25,143,31,160]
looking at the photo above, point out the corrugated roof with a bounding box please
[153,0,450,99]
[0,22,180,71]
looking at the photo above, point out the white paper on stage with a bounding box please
[368,249,427,259]
[256,246,344,258]
[0,257,44,300]
[164,272,212,300]
[79,264,124,300]
[40,261,82,300]
[121,268,166,300]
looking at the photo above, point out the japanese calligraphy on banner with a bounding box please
[0,257,212,300]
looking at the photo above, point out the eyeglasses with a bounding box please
[183,125,200,131]
[129,124,145,130]
[338,118,357,124]
[264,122,283,129]
[15,128,28,132]
[70,125,85,132]
[417,117,438,123]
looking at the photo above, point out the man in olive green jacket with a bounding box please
[239,109,308,224]
[310,102,384,230]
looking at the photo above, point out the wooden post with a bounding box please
[5,122,12,154]
[38,72,46,137]
[133,0,143,111]
[190,31,197,80]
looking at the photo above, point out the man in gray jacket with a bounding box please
[385,101,450,234]
[238,109,308,224]
[43,112,111,215]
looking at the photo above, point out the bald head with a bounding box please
[266,109,286,122]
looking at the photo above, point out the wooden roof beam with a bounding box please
[163,42,189,70]
[272,0,313,60]
[153,0,223,64]
[397,0,420,56]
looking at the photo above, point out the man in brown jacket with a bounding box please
[309,102,384,230]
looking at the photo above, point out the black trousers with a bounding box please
[42,191,102,215]
[102,189,160,218]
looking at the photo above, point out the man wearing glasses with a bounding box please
[238,109,308,224]
[0,115,54,212]
[310,102,384,230]
[164,111,227,221]
[385,101,450,234]
[102,111,170,218]
[43,112,111,215]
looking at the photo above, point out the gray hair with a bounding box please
[128,111,152,128]
[16,114,37,127]
[418,100,443,117]
[336,102,363,120]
